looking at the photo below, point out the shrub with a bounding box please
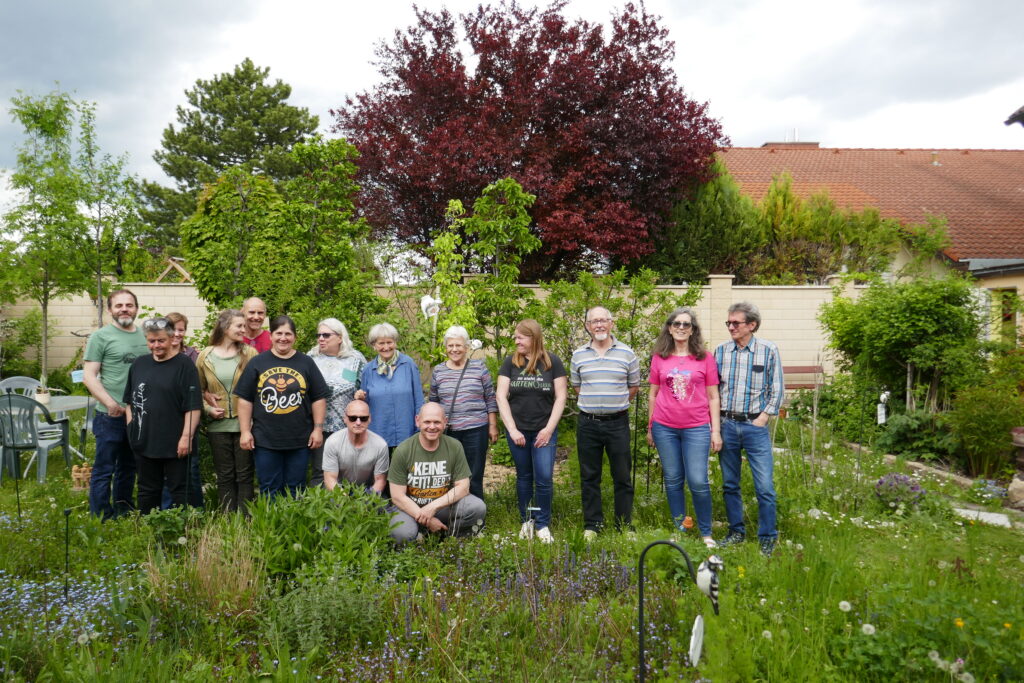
[268,572,381,652]
[874,409,957,463]
[248,484,393,577]
[945,384,1024,477]
[789,372,881,443]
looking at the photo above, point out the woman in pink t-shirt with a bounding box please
[646,307,722,548]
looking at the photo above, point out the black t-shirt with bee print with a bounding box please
[234,350,329,450]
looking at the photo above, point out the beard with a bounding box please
[115,314,135,329]
[592,332,609,342]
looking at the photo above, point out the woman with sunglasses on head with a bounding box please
[307,318,367,487]
[647,307,722,548]
[496,319,567,544]
[235,315,329,497]
[196,309,258,511]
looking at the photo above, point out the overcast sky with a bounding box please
[2,0,1023,197]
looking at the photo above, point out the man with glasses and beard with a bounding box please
[322,399,389,494]
[83,289,150,519]
[713,302,785,556]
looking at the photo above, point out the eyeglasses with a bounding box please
[670,321,693,329]
[316,332,336,339]
[143,318,171,332]
[345,414,370,423]
[586,318,612,325]
[725,320,748,328]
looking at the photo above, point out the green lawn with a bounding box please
[1,419,1022,681]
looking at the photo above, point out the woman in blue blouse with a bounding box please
[356,323,423,452]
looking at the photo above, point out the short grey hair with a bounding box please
[442,325,470,345]
[367,322,399,346]
[309,317,356,357]
[728,301,761,332]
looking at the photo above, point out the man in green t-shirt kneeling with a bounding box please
[388,402,486,543]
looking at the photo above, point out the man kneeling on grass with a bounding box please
[388,402,486,543]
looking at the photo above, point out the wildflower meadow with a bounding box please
[1,418,1022,681]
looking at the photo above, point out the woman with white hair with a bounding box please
[357,323,423,452]
[307,318,367,487]
[429,325,498,500]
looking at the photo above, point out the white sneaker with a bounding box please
[703,536,718,549]
[536,526,553,544]
[519,520,535,540]
[583,529,598,543]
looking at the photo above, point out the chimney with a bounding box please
[931,151,941,166]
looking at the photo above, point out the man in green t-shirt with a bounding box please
[83,289,149,519]
[388,402,486,543]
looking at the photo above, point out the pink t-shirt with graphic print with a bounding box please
[649,353,719,429]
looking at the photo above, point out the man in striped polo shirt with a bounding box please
[713,302,785,556]
[571,306,641,540]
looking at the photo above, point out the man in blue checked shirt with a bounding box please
[713,302,784,556]
[571,306,641,540]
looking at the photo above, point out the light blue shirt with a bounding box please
[360,352,424,447]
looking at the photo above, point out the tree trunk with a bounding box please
[905,363,914,412]
[40,294,49,388]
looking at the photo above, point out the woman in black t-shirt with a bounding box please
[235,315,329,497]
[496,319,567,544]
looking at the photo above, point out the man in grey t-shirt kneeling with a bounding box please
[322,400,389,494]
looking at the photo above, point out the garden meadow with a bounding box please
[1,407,1022,680]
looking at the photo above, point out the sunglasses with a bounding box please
[143,318,171,332]
[670,321,693,329]
[725,320,749,328]
[316,332,336,339]
[345,414,370,423]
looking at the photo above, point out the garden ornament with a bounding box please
[637,540,722,680]
[696,554,724,615]
[419,295,442,318]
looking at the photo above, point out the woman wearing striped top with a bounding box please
[429,325,498,500]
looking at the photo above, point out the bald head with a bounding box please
[419,401,446,421]
[242,297,267,335]
[416,402,448,448]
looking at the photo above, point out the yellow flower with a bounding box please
[1004,623,1012,629]
[954,618,964,629]
[738,566,746,579]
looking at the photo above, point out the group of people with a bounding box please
[82,289,782,554]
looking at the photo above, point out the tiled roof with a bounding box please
[719,145,1024,261]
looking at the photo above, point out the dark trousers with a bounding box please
[208,431,255,512]
[308,431,333,488]
[448,424,489,500]
[577,413,633,532]
[161,434,202,509]
[137,455,188,514]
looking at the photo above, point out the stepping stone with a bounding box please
[953,508,1011,528]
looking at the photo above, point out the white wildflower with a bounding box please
[861,623,876,635]
[838,601,852,612]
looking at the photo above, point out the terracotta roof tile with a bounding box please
[720,146,1024,261]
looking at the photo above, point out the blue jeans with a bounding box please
[507,429,556,530]
[720,419,777,539]
[89,412,136,519]
[449,424,490,501]
[253,447,310,498]
[651,422,713,536]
